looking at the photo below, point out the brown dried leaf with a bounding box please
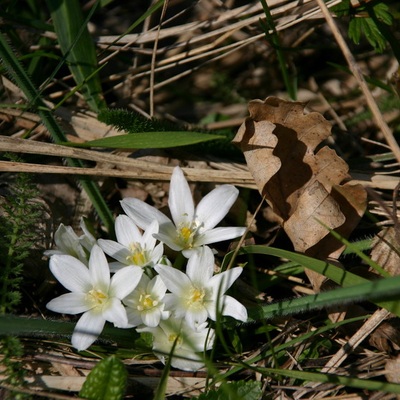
[233,97,367,257]
[371,227,400,276]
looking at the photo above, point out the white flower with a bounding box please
[45,223,88,264]
[46,245,143,351]
[121,166,246,257]
[45,219,96,265]
[137,317,215,371]
[78,218,97,252]
[155,246,247,328]
[98,216,163,272]
[124,274,169,327]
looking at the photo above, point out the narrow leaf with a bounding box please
[46,0,105,112]
[237,246,400,318]
[261,368,400,394]
[65,131,225,149]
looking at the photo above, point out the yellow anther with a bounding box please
[189,287,205,304]
[138,293,157,310]
[180,227,192,242]
[126,243,148,266]
[88,289,108,307]
[168,333,183,345]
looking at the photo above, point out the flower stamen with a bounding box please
[126,243,149,266]
[137,293,158,311]
[176,221,201,249]
[188,286,205,305]
[87,288,108,307]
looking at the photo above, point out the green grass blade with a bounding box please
[315,220,390,278]
[248,273,400,321]
[259,0,297,100]
[65,131,225,149]
[261,368,400,394]
[0,315,136,348]
[214,316,367,384]
[0,31,115,236]
[46,0,106,112]
[237,246,400,317]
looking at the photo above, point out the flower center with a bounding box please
[87,288,108,308]
[168,333,183,346]
[176,221,200,249]
[188,286,205,305]
[127,242,148,266]
[137,293,158,311]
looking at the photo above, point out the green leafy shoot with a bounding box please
[0,157,44,314]
[332,0,394,53]
[0,336,27,398]
[62,108,225,149]
[79,355,127,400]
[98,108,179,133]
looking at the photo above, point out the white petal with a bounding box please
[208,267,243,296]
[154,231,182,252]
[150,243,164,265]
[115,215,142,246]
[72,311,105,351]
[184,325,215,351]
[121,198,170,229]
[50,255,91,293]
[186,307,208,329]
[163,293,183,315]
[154,264,191,295]
[126,308,143,327]
[46,293,90,314]
[195,185,239,230]
[142,220,159,250]
[186,246,214,285]
[110,266,143,299]
[98,239,131,264]
[102,298,128,328]
[169,166,195,226]
[170,353,205,372]
[219,295,248,322]
[88,245,110,292]
[79,218,96,251]
[54,224,78,251]
[142,308,162,327]
[195,227,246,246]
[147,275,167,299]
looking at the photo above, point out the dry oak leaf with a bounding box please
[233,97,367,256]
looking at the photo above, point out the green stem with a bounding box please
[259,0,297,100]
[0,32,115,236]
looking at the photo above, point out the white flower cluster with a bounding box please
[45,166,247,371]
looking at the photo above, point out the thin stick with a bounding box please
[315,0,400,165]
[150,0,168,117]
[295,308,390,399]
